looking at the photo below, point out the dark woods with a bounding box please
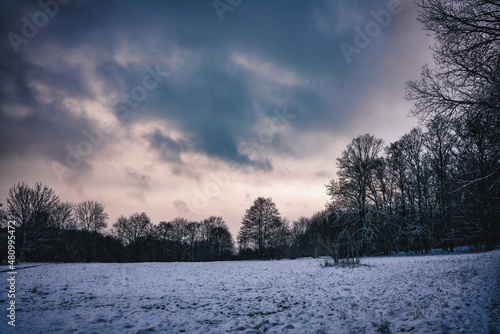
[1,0,499,263]
[295,0,500,260]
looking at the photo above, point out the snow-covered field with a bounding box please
[1,251,499,333]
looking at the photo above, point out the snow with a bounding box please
[1,250,499,333]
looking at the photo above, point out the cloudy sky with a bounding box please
[0,0,433,236]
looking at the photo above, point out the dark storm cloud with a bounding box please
[0,41,95,177]
[146,129,188,164]
[143,56,261,165]
[0,0,416,176]
[95,60,151,98]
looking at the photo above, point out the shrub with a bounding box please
[371,317,391,333]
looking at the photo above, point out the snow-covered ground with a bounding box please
[1,251,499,333]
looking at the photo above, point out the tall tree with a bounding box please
[128,212,152,244]
[424,116,457,251]
[74,200,109,260]
[400,128,431,253]
[111,212,151,245]
[455,111,500,248]
[328,134,384,221]
[6,182,60,260]
[237,197,284,259]
[201,216,234,261]
[74,200,108,233]
[155,220,176,260]
[111,215,130,245]
[209,224,234,260]
[53,201,75,230]
[326,134,384,257]
[185,221,200,262]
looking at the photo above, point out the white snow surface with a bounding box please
[1,251,499,333]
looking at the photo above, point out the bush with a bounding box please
[371,317,391,333]
[322,260,335,267]
[321,258,366,268]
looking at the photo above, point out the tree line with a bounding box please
[239,0,499,261]
[0,182,234,262]
[287,0,499,262]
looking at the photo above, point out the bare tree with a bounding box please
[407,0,500,249]
[156,221,174,242]
[237,197,285,259]
[73,201,109,260]
[111,215,129,245]
[53,201,75,230]
[201,216,234,261]
[128,212,152,243]
[398,128,432,253]
[407,0,500,121]
[74,201,108,233]
[425,116,458,251]
[209,225,234,261]
[155,220,175,259]
[185,221,199,262]
[6,182,60,260]
[111,212,151,246]
[326,134,384,258]
[328,134,384,221]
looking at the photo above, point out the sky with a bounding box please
[0,0,434,237]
